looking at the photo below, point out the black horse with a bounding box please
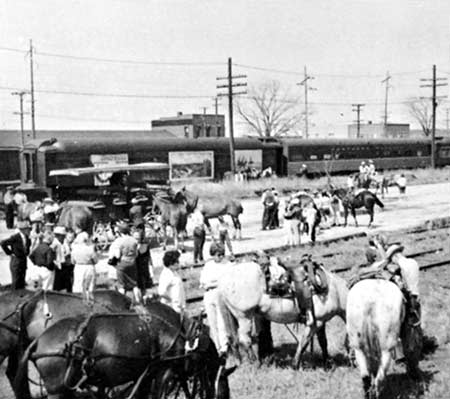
[14,302,234,399]
[333,188,384,227]
[0,289,131,397]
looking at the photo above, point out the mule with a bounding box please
[183,188,243,240]
[0,289,131,397]
[333,189,384,227]
[217,261,348,369]
[14,302,234,399]
[346,279,416,399]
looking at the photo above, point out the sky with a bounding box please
[1,0,450,137]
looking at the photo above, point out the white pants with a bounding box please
[396,255,420,297]
[204,289,228,354]
[285,219,300,246]
[34,267,55,290]
[73,264,96,294]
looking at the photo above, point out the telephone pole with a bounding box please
[12,91,29,147]
[381,71,391,134]
[297,66,316,139]
[420,65,448,168]
[212,96,220,136]
[29,39,36,139]
[352,104,365,138]
[217,58,247,174]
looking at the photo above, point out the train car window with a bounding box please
[417,150,423,156]
[323,154,332,160]
[439,147,450,158]
[310,154,318,160]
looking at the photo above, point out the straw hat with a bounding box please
[54,226,67,236]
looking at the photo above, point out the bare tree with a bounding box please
[236,81,301,137]
[406,97,434,136]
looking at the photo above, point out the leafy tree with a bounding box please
[236,81,302,137]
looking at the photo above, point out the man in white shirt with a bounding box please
[199,242,232,355]
[158,250,186,314]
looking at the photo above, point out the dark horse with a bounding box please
[333,189,384,227]
[183,188,244,240]
[150,189,197,250]
[0,289,131,397]
[15,302,234,399]
[58,202,94,234]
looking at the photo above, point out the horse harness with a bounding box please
[60,311,204,396]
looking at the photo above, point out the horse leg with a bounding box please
[367,206,374,227]
[351,207,358,227]
[343,207,349,227]
[231,215,242,240]
[292,324,316,369]
[238,318,257,363]
[374,350,392,398]
[354,348,372,399]
[316,325,330,368]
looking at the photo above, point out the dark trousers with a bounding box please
[5,202,15,229]
[53,264,74,292]
[10,256,27,289]
[193,229,205,263]
[262,204,276,229]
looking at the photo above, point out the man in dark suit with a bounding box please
[0,220,31,289]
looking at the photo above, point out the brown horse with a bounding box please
[183,188,243,239]
[58,202,94,234]
[333,188,384,227]
[150,190,192,250]
[0,289,131,397]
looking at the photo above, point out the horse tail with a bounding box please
[361,307,381,377]
[13,339,37,399]
[372,194,384,209]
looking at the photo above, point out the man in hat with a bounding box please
[284,197,302,246]
[129,196,145,227]
[1,220,31,289]
[52,226,73,291]
[108,221,140,300]
[3,185,15,229]
[29,231,56,290]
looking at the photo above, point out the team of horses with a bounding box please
[0,290,234,399]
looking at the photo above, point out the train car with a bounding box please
[21,137,282,198]
[280,137,446,175]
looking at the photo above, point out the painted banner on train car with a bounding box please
[235,149,262,171]
[90,153,128,186]
[169,151,214,181]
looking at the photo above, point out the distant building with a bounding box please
[347,122,410,139]
[151,112,225,139]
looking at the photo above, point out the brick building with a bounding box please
[151,112,225,139]
[348,122,410,139]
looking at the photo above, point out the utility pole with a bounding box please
[420,65,448,168]
[29,39,36,139]
[212,96,220,136]
[12,91,28,147]
[297,66,316,139]
[381,71,391,135]
[217,58,247,175]
[352,104,365,138]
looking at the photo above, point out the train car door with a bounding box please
[22,150,37,184]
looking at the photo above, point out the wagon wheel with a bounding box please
[153,368,212,399]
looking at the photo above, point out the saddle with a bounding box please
[300,255,328,295]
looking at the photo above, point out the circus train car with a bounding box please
[20,137,283,200]
[281,137,450,176]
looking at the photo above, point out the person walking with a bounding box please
[158,250,186,313]
[397,173,407,194]
[199,242,232,355]
[71,232,97,302]
[0,220,31,289]
[284,198,302,246]
[261,188,276,230]
[108,221,140,300]
[132,226,153,298]
[4,186,15,229]
[191,208,206,264]
[29,231,56,290]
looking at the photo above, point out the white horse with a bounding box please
[347,279,406,399]
[217,261,348,368]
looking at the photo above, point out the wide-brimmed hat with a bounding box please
[291,198,300,205]
[385,244,404,259]
[54,226,67,235]
[43,197,54,203]
[17,220,31,229]
[6,185,14,190]
[113,198,127,206]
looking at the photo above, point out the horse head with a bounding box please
[180,188,199,213]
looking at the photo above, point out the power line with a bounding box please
[38,114,150,124]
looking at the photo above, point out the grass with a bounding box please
[182,228,450,399]
[173,166,450,200]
